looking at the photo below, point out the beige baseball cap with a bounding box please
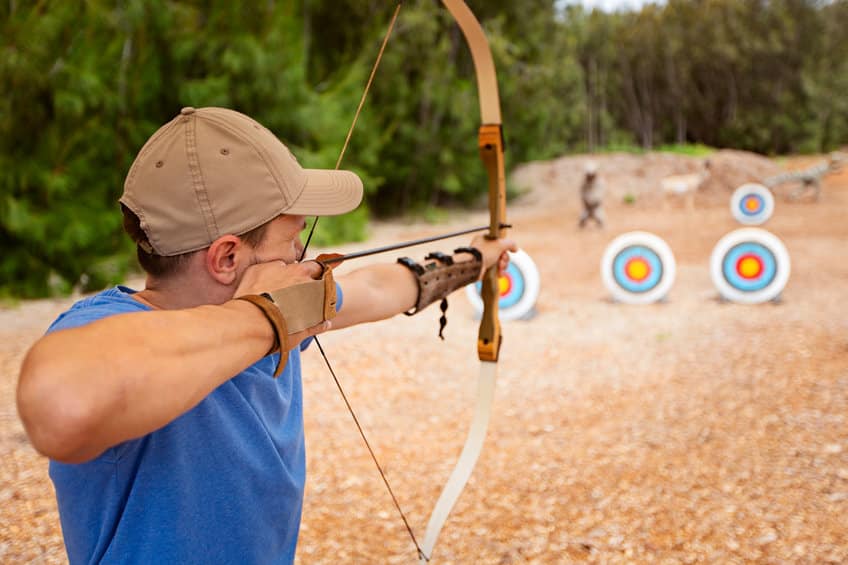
[120,106,363,256]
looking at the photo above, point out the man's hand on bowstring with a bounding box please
[236,260,332,346]
[236,259,324,297]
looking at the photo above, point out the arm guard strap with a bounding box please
[398,247,483,315]
[398,247,483,339]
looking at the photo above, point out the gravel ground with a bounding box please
[0,153,846,564]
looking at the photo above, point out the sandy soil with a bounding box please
[0,152,846,564]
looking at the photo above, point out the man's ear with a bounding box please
[205,235,245,285]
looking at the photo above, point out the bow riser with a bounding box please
[477,124,507,362]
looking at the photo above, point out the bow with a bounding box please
[417,1,506,561]
[301,2,507,560]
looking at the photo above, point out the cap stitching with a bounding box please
[193,112,293,235]
[285,169,361,215]
[182,108,291,242]
[184,114,220,242]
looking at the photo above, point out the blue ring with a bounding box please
[739,194,765,217]
[612,245,663,293]
[472,261,525,309]
[721,242,777,292]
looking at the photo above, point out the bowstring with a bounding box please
[300,3,402,262]
[299,4,426,559]
[313,338,426,561]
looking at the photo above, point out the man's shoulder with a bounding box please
[48,286,150,334]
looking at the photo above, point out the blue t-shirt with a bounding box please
[47,285,341,565]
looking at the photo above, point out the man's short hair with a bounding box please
[120,204,269,278]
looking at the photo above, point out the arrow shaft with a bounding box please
[318,223,511,265]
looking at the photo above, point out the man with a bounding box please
[578,161,605,229]
[16,107,515,564]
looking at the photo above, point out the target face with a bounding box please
[601,232,676,304]
[730,183,774,225]
[465,249,540,321]
[710,228,790,304]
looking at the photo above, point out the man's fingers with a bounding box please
[498,251,510,274]
[269,259,322,280]
[299,260,324,279]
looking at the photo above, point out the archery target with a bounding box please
[601,232,676,304]
[465,249,539,321]
[730,183,774,225]
[710,228,790,304]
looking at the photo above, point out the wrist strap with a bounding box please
[236,294,289,377]
[453,246,483,262]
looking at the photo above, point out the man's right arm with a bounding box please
[17,300,297,464]
[18,258,331,464]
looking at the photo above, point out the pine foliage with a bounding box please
[0,0,845,297]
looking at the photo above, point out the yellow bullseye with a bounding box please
[744,197,760,212]
[498,275,510,296]
[738,256,762,278]
[625,259,649,281]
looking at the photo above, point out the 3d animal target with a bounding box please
[730,183,774,225]
[601,232,676,304]
[465,249,540,321]
[710,228,790,304]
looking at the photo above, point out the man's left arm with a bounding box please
[331,235,516,330]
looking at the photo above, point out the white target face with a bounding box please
[710,228,790,304]
[465,249,540,321]
[730,183,775,225]
[601,231,676,304]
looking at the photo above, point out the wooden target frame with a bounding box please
[601,231,676,304]
[730,183,775,225]
[465,249,540,321]
[710,228,790,304]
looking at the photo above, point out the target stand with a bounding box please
[465,249,540,321]
[730,183,774,225]
[601,231,676,304]
[710,228,790,304]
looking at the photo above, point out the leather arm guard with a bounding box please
[398,247,483,339]
[267,259,337,333]
[237,257,338,377]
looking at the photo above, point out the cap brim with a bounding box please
[285,169,364,216]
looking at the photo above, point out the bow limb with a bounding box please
[419,1,507,561]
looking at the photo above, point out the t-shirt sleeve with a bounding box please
[47,305,127,335]
[298,282,344,352]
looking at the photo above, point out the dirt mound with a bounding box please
[511,149,783,209]
[701,149,784,200]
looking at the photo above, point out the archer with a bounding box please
[16,107,516,564]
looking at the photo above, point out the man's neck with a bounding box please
[133,275,231,310]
